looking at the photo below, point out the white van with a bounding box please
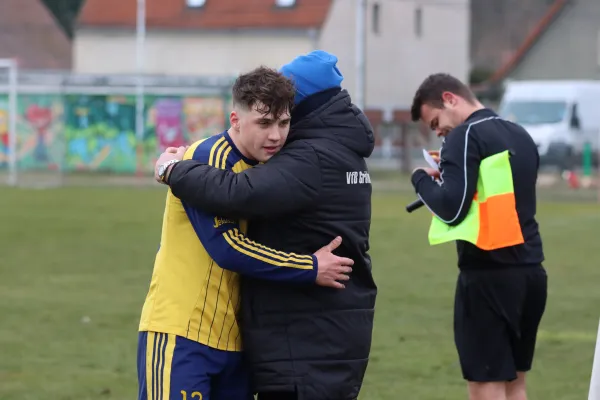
[497,80,600,168]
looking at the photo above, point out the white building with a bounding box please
[75,0,470,114]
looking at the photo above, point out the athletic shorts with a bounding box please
[137,331,253,400]
[454,265,548,382]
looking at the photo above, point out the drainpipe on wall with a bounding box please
[308,28,319,51]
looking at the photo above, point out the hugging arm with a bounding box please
[168,142,322,219]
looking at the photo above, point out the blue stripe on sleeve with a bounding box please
[183,204,317,283]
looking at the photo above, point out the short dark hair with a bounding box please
[232,66,295,120]
[410,73,476,121]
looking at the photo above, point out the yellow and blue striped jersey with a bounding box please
[139,131,317,351]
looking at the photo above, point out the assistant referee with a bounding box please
[409,73,547,400]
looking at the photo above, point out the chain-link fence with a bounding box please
[1,69,598,203]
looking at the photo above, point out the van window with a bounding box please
[499,101,567,125]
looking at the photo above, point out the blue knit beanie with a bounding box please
[280,50,344,105]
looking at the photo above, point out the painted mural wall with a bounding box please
[0,94,229,173]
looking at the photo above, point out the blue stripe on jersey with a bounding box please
[182,132,317,283]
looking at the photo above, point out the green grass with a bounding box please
[1,186,599,399]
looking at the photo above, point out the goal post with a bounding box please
[0,58,65,188]
[590,318,600,400]
[0,58,17,186]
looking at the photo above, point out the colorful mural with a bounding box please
[63,94,152,173]
[183,97,228,142]
[154,98,186,153]
[0,94,229,173]
[0,104,7,167]
[0,94,64,170]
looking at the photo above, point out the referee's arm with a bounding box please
[411,125,481,226]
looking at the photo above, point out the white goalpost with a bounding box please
[0,58,18,186]
[0,58,65,188]
[590,318,600,399]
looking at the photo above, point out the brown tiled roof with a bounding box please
[78,0,332,30]
[488,0,570,83]
[0,0,72,70]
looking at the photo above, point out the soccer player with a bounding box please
[155,50,376,400]
[138,66,354,400]
[409,73,547,400]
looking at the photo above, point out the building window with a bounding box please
[275,0,296,7]
[414,7,422,37]
[372,3,380,35]
[186,0,206,7]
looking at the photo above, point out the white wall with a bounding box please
[74,0,470,111]
[74,29,314,76]
[319,0,470,110]
[317,0,358,104]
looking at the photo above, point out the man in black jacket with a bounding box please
[156,51,376,400]
[410,73,547,400]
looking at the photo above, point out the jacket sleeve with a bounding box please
[183,202,318,283]
[168,141,322,219]
[411,124,481,226]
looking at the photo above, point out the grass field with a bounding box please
[1,185,599,400]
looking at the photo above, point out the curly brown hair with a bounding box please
[232,66,295,120]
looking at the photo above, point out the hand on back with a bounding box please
[313,236,354,289]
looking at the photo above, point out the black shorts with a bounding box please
[454,265,548,382]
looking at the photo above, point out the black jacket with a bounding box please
[411,108,545,269]
[168,88,377,399]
